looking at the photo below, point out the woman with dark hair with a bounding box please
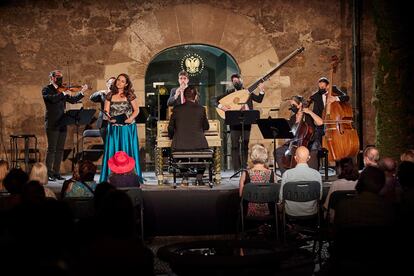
[99,73,142,183]
[324,157,359,211]
[62,160,98,198]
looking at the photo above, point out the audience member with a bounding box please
[29,162,57,199]
[362,146,379,168]
[108,151,141,188]
[0,160,9,192]
[61,160,97,198]
[378,157,401,204]
[400,149,414,163]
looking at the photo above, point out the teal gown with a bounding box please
[99,101,142,182]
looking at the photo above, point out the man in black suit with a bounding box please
[89,76,115,143]
[308,77,349,168]
[42,70,87,181]
[168,86,209,184]
[167,70,190,107]
[212,73,265,171]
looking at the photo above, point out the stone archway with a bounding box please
[101,3,291,160]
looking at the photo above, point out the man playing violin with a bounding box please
[42,70,87,181]
[275,95,323,175]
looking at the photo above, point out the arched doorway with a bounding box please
[144,44,239,171]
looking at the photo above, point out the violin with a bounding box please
[57,83,91,93]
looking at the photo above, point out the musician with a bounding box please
[42,70,87,181]
[309,77,349,149]
[90,76,116,142]
[167,70,190,107]
[275,95,323,175]
[168,86,209,185]
[212,73,265,171]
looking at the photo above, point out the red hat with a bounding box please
[108,151,135,174]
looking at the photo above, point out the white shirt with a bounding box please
[280,163,322,216]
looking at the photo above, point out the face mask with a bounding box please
[55,77,63,86]
[290,105,299,114]
[318,88,327,95]
[233,81,243,90]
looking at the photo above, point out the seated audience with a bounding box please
[29,162,57,199]
[400,149,414,163]
[239,144,275,217]
[108,151,141,188]
[2,168,29,208]
[0,160,9,192]
[323,157,359,221]
[378,157,401,204]
[362,145,380,168]
[61,160,98,198]
[279,146,322,217]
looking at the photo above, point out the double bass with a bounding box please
[281,97,315,169]
[322,56,359,162]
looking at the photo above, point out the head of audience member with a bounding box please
[397,161,414,189]
[355,166,385,194]
[337,157,360,181]
[29,162,48,186]
[183,86,198,102]
[96,190,136,238]
[78,160,97,183]
[94,181,117,210]
[250,144,268,166]
[178,70,189,87]
[3,168,29,195]
[363,146,380,167]
[400,149,414,163]
[108,151,135,175]
[294,146,310,165]
[0,160,9,191]
[22,180,46,204]
[378,157,397,177]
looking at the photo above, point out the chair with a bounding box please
[281,181,322,263]
[62,197,95,221]
[81,129,104,163]
[9,134,40,172]
[240,183,280,241]
[119,187,145,242]
[326,190,357,224]
[169,149,214,188]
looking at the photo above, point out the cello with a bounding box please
[322,56,359,162]
[281,97,315,169]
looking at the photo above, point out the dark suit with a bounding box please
[42,84,84,177]
[212,87,265,171]
[167,87,182,107]
[90,90,108,142]
[309,85,349,149]
[168,101,209,151]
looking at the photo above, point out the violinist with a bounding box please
[42,70,87,181]
[275,95,323,175]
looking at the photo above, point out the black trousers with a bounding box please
[46,127,67,176]
[230,128,250,171]
[100,121,108,144]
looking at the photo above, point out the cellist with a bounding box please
[275,95,323,175]
[309,77,350,157]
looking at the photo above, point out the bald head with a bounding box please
[363,146,379,167]
[294,146,310,164]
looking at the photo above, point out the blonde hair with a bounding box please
[29,162,48,186]
[250,144,268,164]
[0,160,9,190]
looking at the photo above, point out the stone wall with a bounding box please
[0,0,378,173]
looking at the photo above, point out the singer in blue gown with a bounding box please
[99,73,142,183]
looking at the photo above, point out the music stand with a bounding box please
[225,110,260,178]
[60,109,96,169]
[257,118,293,175]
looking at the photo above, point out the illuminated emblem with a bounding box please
[181,53,204,76]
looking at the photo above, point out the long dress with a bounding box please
[99,100,142,182]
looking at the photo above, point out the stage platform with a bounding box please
[45,170,336,237]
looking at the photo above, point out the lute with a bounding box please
[216,46,305,119]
